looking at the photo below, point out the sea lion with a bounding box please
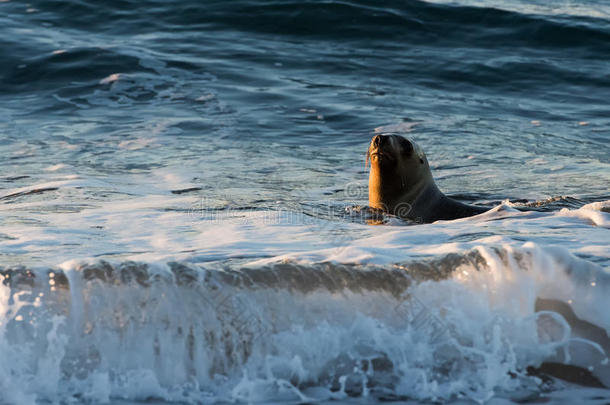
[367,134,489,223]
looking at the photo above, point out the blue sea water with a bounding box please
[1,0,609,403]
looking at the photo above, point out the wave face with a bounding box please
[2,245,610,404]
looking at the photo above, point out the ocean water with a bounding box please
[1,0,609,403]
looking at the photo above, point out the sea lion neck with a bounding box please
[368,161,430,214]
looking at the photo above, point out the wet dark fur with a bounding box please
[367,134,488,223]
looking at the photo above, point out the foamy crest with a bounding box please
[1,245,609,403]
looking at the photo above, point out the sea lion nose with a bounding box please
[372,135,386,147]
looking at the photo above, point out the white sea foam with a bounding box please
[99,73,121,84]
[1,173,609,268]
[1,170,609,403]
[422,0,610,19]
[1,244,610,404]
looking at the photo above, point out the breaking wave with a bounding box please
[2,244,609,403]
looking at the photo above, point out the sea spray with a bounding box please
[2,245,609,403]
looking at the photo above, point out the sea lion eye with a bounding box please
[399,138,413,155]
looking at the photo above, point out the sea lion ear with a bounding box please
[412,142,427,165]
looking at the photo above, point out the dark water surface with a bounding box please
[2,0,609,198]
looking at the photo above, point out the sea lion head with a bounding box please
[367,134,433,217]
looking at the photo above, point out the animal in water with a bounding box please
[367,134,489,223]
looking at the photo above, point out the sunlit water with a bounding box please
[0,0,609,403]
